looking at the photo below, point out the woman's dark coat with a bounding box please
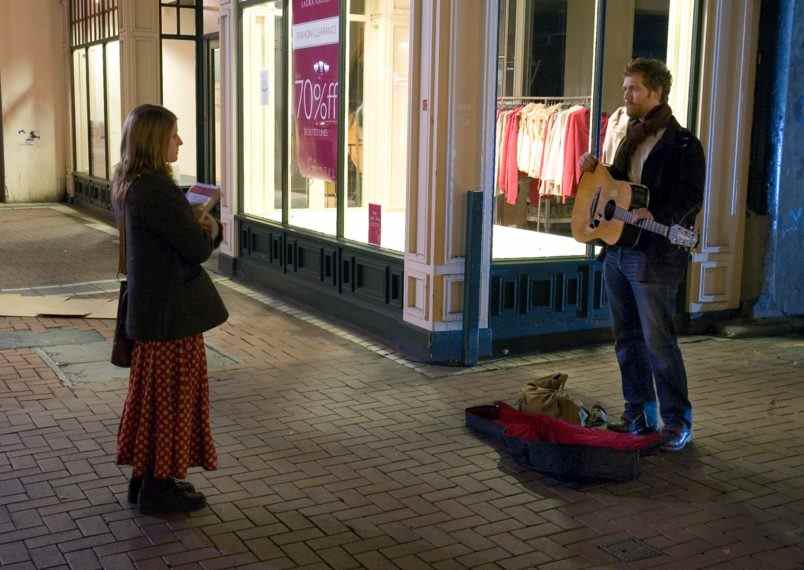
[118,171,228,341]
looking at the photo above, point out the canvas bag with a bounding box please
[519,373,585,425]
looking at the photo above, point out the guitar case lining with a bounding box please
[466,403,663,482]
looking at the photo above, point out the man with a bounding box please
[579,58,705,452]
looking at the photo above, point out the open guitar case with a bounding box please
[466,402,663,482]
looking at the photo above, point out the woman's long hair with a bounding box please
[111,104,177,212]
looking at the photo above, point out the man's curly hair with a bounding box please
[624,58,672,104]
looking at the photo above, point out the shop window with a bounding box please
[492,0,698,260]
[72,50,90,175]
[70,0,120,180]
[162,39,198,185]
[601,0,697,149]
[106,41,122,172]
[343,0,409,252]
[88,45,107,179]
[287,0,342,236]
[242,1,284,222]
[493,0,593,260]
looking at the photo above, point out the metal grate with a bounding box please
[599,538,663,563]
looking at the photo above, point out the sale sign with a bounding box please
[368,203,381,246]
[292,0,340,181]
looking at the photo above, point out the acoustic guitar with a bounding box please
[570,164,697,249]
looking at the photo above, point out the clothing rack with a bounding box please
[496,95,592,232]
[497,95,591,109]
[497,95,591,101]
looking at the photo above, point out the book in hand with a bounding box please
[186,184,220,218]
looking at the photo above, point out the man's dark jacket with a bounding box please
[607,115,706,283]
[118,171,228,341]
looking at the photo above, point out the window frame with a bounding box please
[237,0,409,254]
[69,0,120,181]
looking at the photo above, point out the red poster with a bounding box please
[368,203,382,246]
[292,0,340,181]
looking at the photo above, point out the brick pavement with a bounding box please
[0,204,803,569]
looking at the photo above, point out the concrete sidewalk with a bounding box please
[0,204,802,569]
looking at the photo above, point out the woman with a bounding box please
[112,104,228,514]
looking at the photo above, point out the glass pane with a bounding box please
[162,6,178,34]
[180,7,196,35]
[106,41,122,173]
[242,1,283,221]
[203,0,220,34]
[88,44,107,178]
[601,0,694,172]
[288,0,341,236]
[492,0,594,260]
[213,47,221,185]
[162,39,198,184]
[343,0,409,251]
[72,50,90,174]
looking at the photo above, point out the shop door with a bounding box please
[201,35,221,185]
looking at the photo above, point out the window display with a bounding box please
[242,1,283,222]
[162,39,198,185]
[72,50,89,174]
[70,0,120,180]
[106,41,122,172]
[343,0,409,251]
[492,0,697,260]
[287,0,342,236]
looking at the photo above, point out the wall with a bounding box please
[755,0,804,317]
[0,0,68,202]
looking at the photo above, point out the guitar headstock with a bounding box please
[668,225,698,249]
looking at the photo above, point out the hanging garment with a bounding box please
[502,107,523,204]
[602,105,628,165]
[562,108,609,200]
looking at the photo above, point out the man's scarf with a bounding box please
[612,103,674,176]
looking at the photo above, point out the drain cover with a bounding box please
[599,538,663,562]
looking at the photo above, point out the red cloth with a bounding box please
[500,108,523,205]
[117,335,218,479]
[561,109,609,200]
[495,402,661,450]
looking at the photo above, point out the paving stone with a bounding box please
[1,205,804,569]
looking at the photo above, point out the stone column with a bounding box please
[686,0,760,313]
[217,0,238,263]
[402,0,496,358]
[754,0,804,317]
[118,0,161,117]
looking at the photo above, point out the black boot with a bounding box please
[128,476,197,504]
[138,471,206,515]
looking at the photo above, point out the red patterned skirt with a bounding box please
[116,334,218,479]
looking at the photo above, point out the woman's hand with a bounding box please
[199,213,219,242]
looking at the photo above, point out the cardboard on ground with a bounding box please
[0,294,117,319]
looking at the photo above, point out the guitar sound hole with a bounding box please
[604,200,616,221]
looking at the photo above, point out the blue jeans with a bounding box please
[603,247,692,429]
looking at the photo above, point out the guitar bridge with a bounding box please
[588,189,601,229]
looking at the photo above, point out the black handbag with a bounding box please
[111,206,134,368]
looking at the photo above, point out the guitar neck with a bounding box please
[612,207,669,238]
